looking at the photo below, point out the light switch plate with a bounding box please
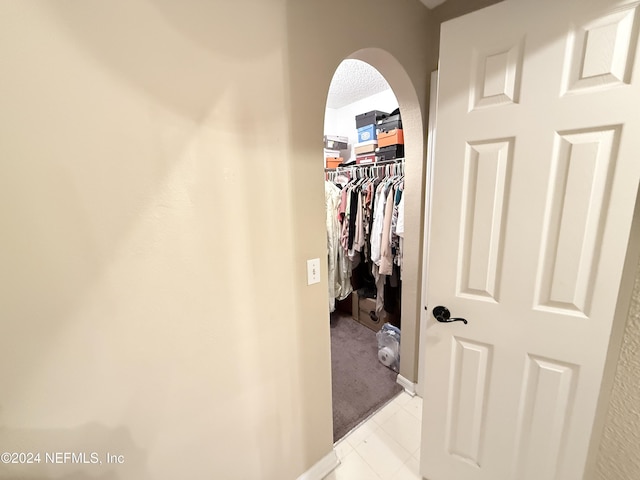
[307,258,321,285]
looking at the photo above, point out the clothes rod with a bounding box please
[324,157,404,172]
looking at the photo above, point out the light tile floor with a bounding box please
[325,392,423,480]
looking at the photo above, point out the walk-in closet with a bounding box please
[324,59,407,442]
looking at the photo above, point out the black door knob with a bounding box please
[432,306,468,324]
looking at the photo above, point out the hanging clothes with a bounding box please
[370,180,389,265]
[325,181,352,311]
[379,186,396,276]
[326,160,405,324]
[395,193,405,279]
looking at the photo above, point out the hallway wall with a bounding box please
[595,256,640,480]
[0,1,432,478]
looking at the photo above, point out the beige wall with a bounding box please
[594,256,640,480]
[0,1,432,478]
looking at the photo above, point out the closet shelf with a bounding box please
[324,157,405,172]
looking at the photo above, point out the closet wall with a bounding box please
[324,89,399,163]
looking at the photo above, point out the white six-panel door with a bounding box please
[421,0,640,479]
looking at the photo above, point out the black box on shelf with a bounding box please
[377,112,402,132]
[355,110,389,129]
[376,144,405,161]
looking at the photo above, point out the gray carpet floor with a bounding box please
[330,312,402,442]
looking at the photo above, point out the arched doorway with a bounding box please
[323,49,427,442]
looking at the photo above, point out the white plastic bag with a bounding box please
[376,323,401,372]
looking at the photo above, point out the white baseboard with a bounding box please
[296,449,340,480]
[397,374,417,397]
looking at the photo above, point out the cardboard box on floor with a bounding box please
[352,292,383,332]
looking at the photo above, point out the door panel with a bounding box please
[536,126,621,316]
[512,355,578,480]
[459,138,513,302]
[421,1,640,479]
[470,40,524,110]
[562,5,639,94]
[446,338,492,467]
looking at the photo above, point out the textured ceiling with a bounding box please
[326,59,392,109]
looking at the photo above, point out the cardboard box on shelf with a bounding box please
[378,128,404,147]
[324,135,348,150]
[324,148,341,158]
[356,154,376,165]
[357,124,377,143]
[326,157,343,169]
[354,140,378,155]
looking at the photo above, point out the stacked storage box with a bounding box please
[324,135,348,169]
[376,109,404,161]
[354,110,388,164]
